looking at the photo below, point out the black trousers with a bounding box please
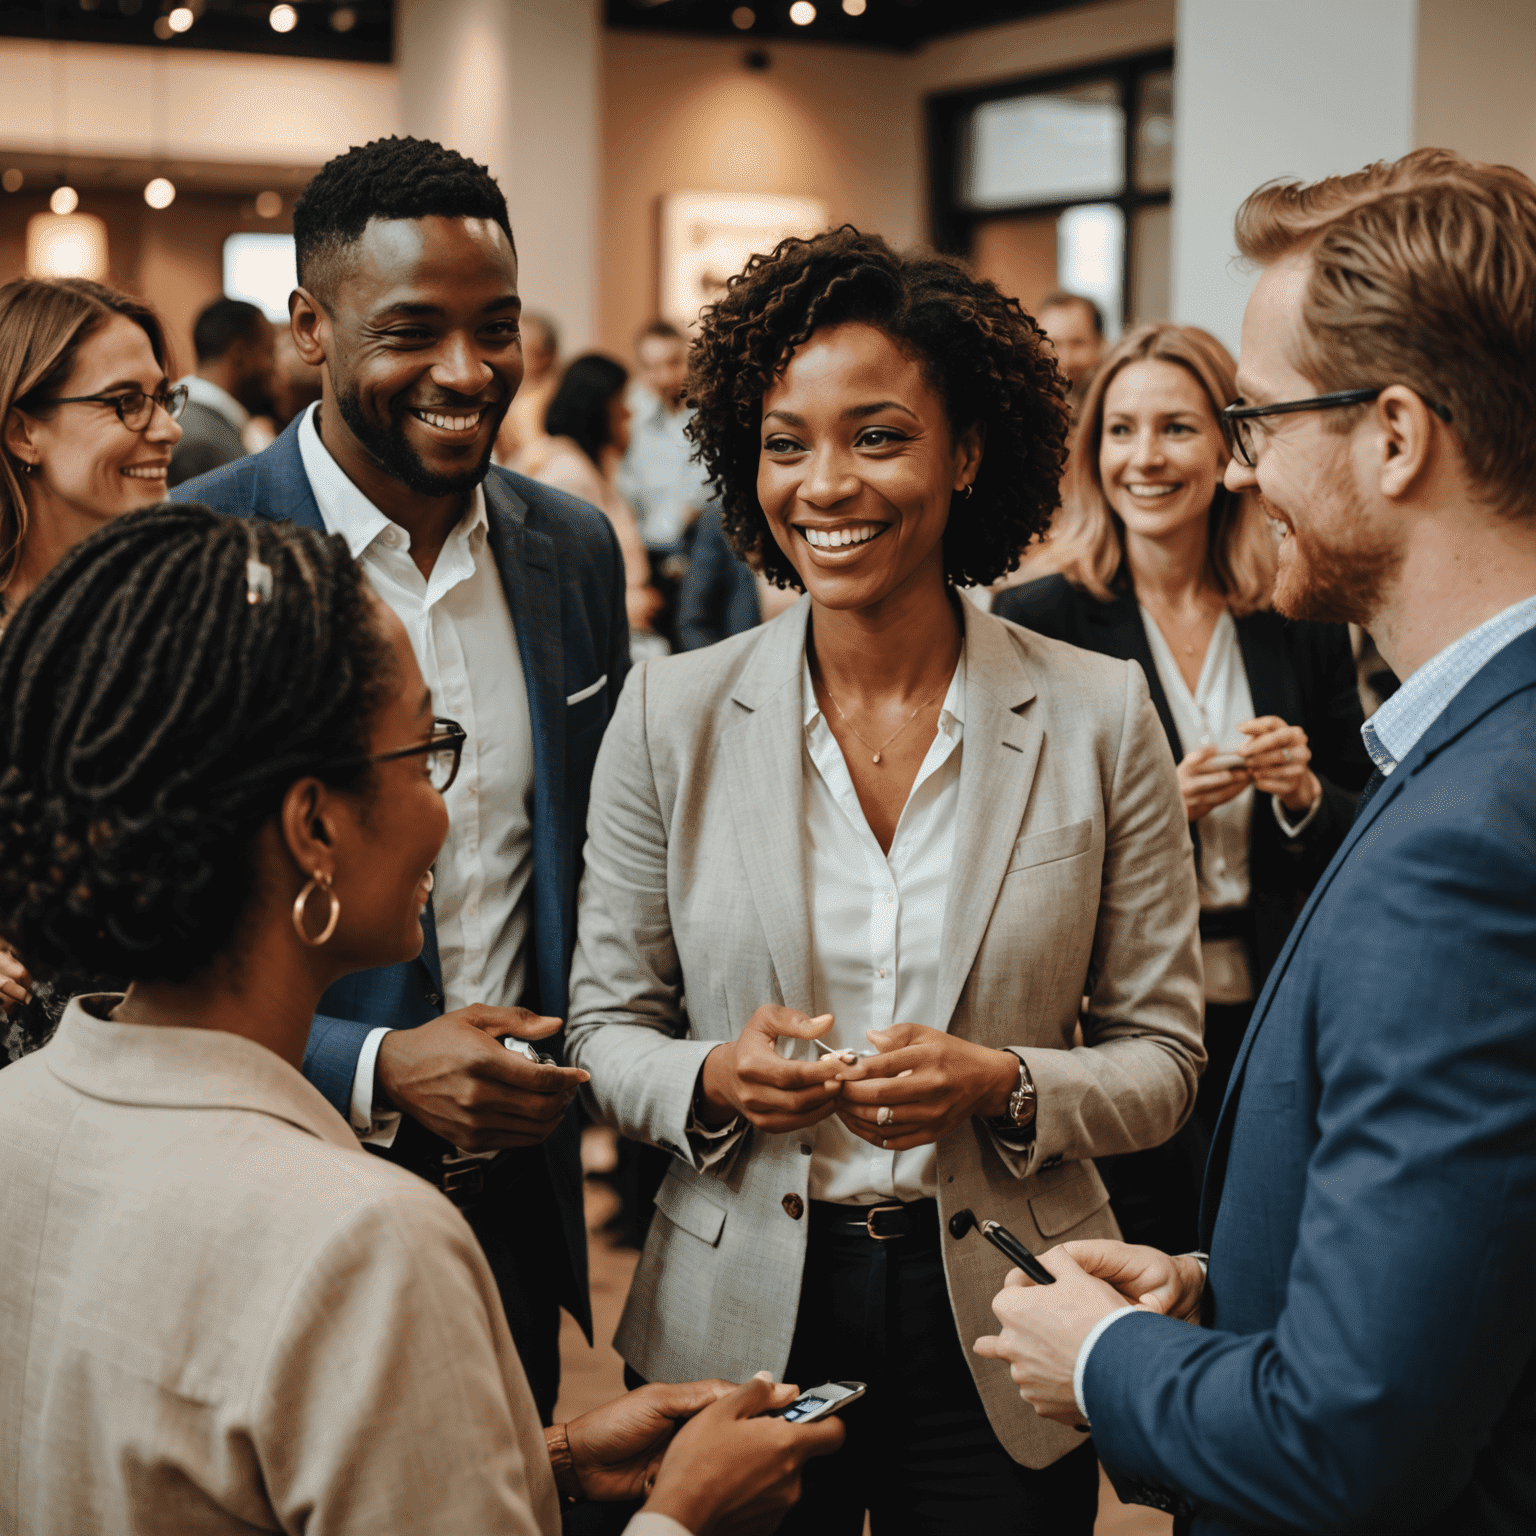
[772,1202,1099,1536]
[1193,999,1256,1141]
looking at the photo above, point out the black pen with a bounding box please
[980,1219,1056,1285]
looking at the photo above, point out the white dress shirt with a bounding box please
[1141,608,1316,1005]
[297,404,536,1143]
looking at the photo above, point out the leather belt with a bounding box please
[1198,906,1252,942]
[439,1151,498,1210]
[809,1197,940,1245]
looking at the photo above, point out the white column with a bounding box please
[1170,0,1418,351]
[395,0,600,352]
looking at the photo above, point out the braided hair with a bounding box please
[0,506,395,1003]
[686,226,1072,591]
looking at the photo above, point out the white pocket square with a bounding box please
[566,674,608,706]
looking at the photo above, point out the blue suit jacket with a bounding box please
[174,416,631,1338]
[1084,627,1536,1534]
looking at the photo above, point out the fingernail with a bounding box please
[753,1370,774,1381]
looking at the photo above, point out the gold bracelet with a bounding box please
[544,1423,584,1504]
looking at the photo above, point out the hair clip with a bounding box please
[246,558,274,606]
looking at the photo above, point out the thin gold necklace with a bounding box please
[817,678,947,765]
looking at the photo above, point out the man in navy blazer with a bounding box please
[975,148,1536,1532]
[175,138,628,1421]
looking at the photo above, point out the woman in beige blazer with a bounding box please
[567,229,1205,1534]
[0,507,838,1536]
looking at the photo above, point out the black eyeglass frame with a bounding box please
[347,717,467,793]
[41,383,190,433]
[1221,388,1452,468]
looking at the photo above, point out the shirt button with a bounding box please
[878,968,886,979]
[782,1193,804,1220]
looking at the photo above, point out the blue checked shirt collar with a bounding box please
[1362,593,1536,774]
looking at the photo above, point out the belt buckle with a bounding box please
[865,1202,905,1241]
[440,1154,487,1209]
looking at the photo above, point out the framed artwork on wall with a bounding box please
[659,190,828,331]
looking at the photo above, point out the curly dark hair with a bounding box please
[686,226,1071,590]
[293,136,513,302]
[0,506,395,996]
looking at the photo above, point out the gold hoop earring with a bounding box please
[961,483,974,499]
[292,869,340,946]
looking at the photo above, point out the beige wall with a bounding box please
[1415,0,1536,178]
[598,0,1175,358]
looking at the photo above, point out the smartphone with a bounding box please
[503,1038,556,1066]
[768,1380,867,1422]
[1205,752,1248,772]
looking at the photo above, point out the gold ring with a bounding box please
[877,1106,894,1126]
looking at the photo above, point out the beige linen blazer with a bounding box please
[0,1001,559,1536]
[567,598,1204,1469]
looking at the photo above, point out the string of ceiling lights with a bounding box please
[728,0,867,28]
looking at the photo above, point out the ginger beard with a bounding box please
[1264,475,1401,628]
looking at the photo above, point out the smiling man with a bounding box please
[173,138,630,1420]
[976,148,1536,1534]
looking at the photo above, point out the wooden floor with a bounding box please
[556,1130,1171,1536]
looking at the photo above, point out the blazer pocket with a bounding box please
[654,1169,727,1247]
[566,673,608,706]
[1028,1166,1111,1239]
[1007,817,1093,874]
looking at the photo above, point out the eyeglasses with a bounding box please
[1221,388,1452,468]
[43,383,190,433]
[347,717,467,793]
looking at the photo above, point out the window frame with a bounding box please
[925,48,1175,328]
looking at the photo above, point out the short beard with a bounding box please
[333,386,495,499]
[1267,484,1401,627]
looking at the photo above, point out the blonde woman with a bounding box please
[0,277,185,1053]
[996,324,1370,1174]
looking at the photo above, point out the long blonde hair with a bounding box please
[1034,322,1276,615]
[0,278,170,594]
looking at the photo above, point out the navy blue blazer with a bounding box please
[173,416,630,1338]
[1082,628,1536,1533]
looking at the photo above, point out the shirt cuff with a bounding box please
[350,1026,402,1148]
[1271,787,1322,838]
[686,1104,747,1168]
[625,1514,696,1536]
[1073,1306,1136,1421]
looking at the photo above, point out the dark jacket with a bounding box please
[1086,627,1536,1535]
[167,399,247,487]
[676,504,761,651]
[173,416,631,1344]
[995,573,1370,984]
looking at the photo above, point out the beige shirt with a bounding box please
[0,999,684,1536]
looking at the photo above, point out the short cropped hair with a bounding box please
[1235,147,1536,517]
[1037,290,1104,336]
[292,137,514,304]
[192,297,267,364]
[687,226,1070,590]
[1036,323,1276,615]
[637,318,684,346]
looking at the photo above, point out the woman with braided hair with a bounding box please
[0,275,188,1048]
[0,505,843,1535]
[566,227,1204,1532]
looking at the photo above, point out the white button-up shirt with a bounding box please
[297,405,536,1142]
[802,651,964,1204]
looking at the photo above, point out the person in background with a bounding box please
[0,506,842,1536]
[618,318,713,552]
[1035,291,1105,408]
[676,502,802,651]
[495,310,559,466]
[173,136,629,1424]
[168,297,275,486]
[0,275,186,1058]
[995,326,1368,1246]
[568,227,1203,1535]
[977,147,1536,1536]
[516,352,666,657]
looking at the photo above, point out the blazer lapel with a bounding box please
[1235,611,1293,723]
[722,604,815,1011]
[483,475,569,1017]
[937,604,1043,1033]
[1090,589,1183,760]
[1200,626,1536,1238]
[250,416,324,532]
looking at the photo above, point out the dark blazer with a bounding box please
[167,399,247,488]
[1083,627,1536,1534]
[676,504,761,651]
[995,574,1370,982]
[173,416,631,1339]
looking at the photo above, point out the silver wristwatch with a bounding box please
[988,1048,1037,1136]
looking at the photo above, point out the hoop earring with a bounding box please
[961,483,974,499]
[292,869,340,946]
